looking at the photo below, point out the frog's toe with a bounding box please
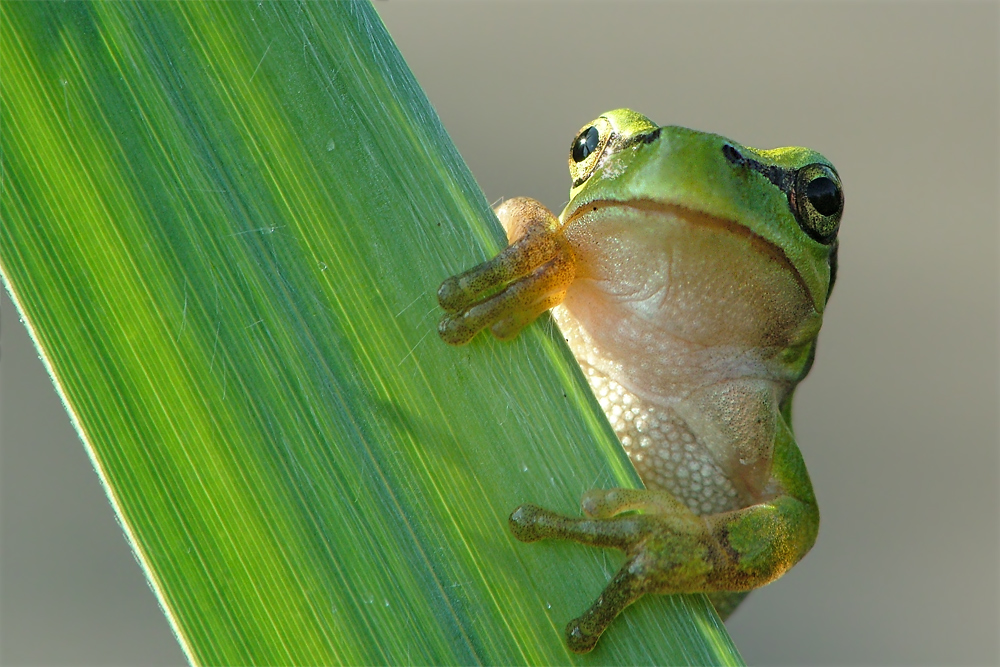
[582,486,699,519]
[436,275,466,312]
[489,290,565,340]
[509,503,641,550]
[565,556,650,653]
[438,297,505,345]
[581,488,649,518]
[508,504,549,542]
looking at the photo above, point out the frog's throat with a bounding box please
[561,198,813,307]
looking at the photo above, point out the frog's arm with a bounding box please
[438,198,574,345]
[510,406,819,653]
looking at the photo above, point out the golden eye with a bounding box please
[568,117,612,188]
[792,164,843,244]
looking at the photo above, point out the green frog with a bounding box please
[437,109,842,653]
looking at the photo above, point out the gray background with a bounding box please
[2,2,997,665]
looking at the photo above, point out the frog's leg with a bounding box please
[438,197,575,345]
[510,415,818,653]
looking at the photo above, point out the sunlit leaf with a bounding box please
[1,2,743,664]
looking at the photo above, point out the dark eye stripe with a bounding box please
[721,143,793,192]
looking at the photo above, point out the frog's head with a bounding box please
[563,109,843,312]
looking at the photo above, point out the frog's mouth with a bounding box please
[565,198,810,298]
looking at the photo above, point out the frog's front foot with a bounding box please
[438,198,575,345]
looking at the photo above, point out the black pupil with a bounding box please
[572,126,600,162]
[806,177,841,216]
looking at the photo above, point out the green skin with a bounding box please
[437,109,843,653]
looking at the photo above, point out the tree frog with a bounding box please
[437,109,842,653]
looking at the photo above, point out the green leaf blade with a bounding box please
[2,2,743,664]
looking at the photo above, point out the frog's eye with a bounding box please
[572,126,600,162]
[791,163,843,244]
[568,117,613,187]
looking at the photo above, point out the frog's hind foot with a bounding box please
[509,503,654,653]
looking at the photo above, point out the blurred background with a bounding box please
[2,2,997,665]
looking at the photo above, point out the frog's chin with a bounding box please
[564,198,809,293]
[559,200,819,352]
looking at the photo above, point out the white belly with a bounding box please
[554,203,820,513]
